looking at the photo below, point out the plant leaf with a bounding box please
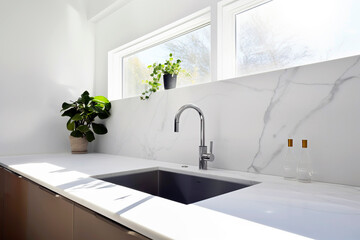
[70,130,83,138]
[61,108,77,117]
[105,102,111,111]
[61,102,74,111]
[80,91,92,105]
[71,113,82,121]
[85,131,95,142]
[92,123,107,135]
[98,110,110,119]
[67,119,75,131]
[81,91,90,98]
[77,125,90,133]
[93,96,109,104]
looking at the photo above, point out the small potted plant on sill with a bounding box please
[61,91,111,153]
[140,53,188,100]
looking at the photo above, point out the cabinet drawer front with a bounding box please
[27,182,73,240]
[3,168,28,240]
[0,167,4,240]
[74,204,149,240]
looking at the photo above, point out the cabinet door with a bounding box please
[27,181,73,240]
[74,204,149,240]
[3,168,28,240]
[0,167,4,240]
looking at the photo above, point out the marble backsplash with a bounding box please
[95,55,360,187]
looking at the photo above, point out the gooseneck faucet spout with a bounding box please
[174,104,214,170]
[174,104,205,146]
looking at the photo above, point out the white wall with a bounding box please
[93,0,360,186]
[86,0,133,21]
[86,0,118,20]
[0,0,94,156]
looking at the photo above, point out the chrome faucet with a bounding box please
[174,104,214,170]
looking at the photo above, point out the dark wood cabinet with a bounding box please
[26,181,73,240]
[2,170,73,240]
[1,167,149,240]
[74,204,149,240]
[0,167,4,240]
[3,168,28,240]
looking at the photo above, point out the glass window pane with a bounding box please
[236,0,360,76]
[123,25,210,98]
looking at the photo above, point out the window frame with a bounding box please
[217,0,271,80]
[108,7,210,100]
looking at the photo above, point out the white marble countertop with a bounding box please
[0,153,359,239]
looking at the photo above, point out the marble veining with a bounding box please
[290,56,360,135]
[248,68,299,173]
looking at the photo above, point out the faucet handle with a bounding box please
[202,141,215,162]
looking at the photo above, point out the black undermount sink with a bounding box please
[95,170,257,204]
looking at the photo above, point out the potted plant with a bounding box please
[61,91,111,153]
[141,53,186,100]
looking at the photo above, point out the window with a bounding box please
[109,1,360,100]
[108,8,210,100]
[220,0,360,78]
[122,26,210,99]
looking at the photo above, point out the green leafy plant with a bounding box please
[140,53,183,100]
[61,91,111,142]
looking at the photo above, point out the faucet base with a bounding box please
[199,160,208,170]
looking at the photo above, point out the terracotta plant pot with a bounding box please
[163,74,177,89]
[69,136,88,154]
